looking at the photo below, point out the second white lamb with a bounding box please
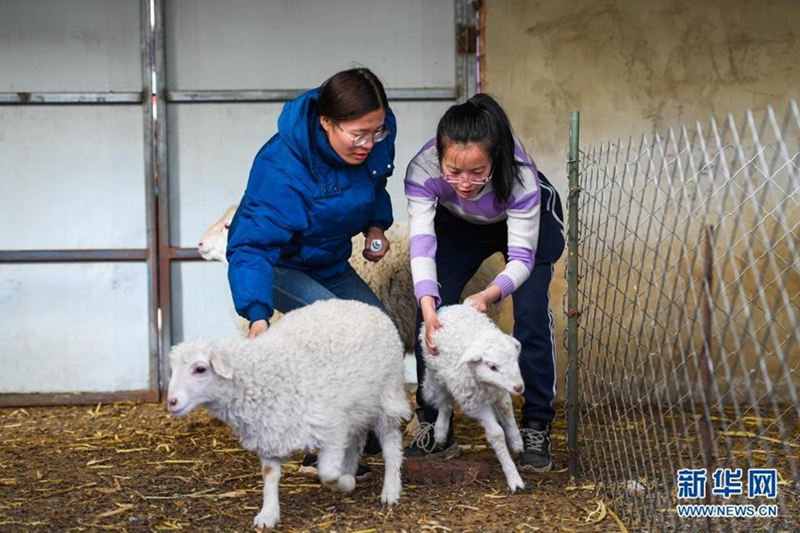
[420,303,527,492]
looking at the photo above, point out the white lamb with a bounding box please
[198,204,513,349]
[421,303,526,493]
[166,299,411,529]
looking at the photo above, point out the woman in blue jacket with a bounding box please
[226,67,397,479]
[227,67,397,338]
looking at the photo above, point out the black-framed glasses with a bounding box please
[334,122,390,147]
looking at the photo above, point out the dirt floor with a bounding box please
[0,400,629,532]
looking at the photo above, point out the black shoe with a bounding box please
[518,420,553,472]
[354,463,372,480]
[296,453,372,481]
[404,420,460,459]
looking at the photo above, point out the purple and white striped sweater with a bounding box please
[404,137,541,306]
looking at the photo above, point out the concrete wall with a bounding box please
[484,0,800,402]
[485,0,800,192]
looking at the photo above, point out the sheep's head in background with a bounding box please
[456,329,524,396]
[167,339,234,417]
[197,204,238,263]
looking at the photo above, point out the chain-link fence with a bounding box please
[567,101,799,531]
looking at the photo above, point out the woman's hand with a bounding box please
[247,319,269,339]
[362,226,390,262]
[420,295,442,355]
[464,285,502,314]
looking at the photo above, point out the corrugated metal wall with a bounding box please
[1,0,475,403]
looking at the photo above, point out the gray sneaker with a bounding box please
[404,421,461,460]
[518,420,553,472]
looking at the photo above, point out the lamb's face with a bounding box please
[166,340,232,417]
[197,205,237,263]
[463,333,524,396]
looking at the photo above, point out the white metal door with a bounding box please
[0,0,158,402]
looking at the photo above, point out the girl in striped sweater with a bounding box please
[404,94,564,472]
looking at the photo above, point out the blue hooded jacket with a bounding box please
[226,87,396,322]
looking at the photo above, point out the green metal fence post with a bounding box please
[567,110,581,478]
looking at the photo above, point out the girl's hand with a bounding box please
[362,226,389,262]
[420,295,442,355]
[464,285,502,314]
[247,319,269,339]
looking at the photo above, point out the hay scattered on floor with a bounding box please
[4,400,796,530]
[1,401,597,531]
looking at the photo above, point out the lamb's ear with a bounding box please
[209,352,233,379]
[510,336,522,353]
[459,343,484,365]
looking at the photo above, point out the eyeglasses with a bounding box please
[334,122,390,147]
[442,171,493,185]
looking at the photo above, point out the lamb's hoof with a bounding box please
[380,486,401,506]
[337,474,356,493]
[507,475,525,493]
[253,508,279,528]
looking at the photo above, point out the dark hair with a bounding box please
[316,67,388,121]
[436,93,522,205]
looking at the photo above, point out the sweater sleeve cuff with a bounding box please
[414,280,441,308]
[491,274,516,302]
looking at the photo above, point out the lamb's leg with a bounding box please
[376,415,404,505]
[421,376,452,447]
[433,403,453,447]
[341,432,366,481]
[317,444,354,493]
[474,407,525,493]
[495,394,523,454]
[253,456,282,528]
